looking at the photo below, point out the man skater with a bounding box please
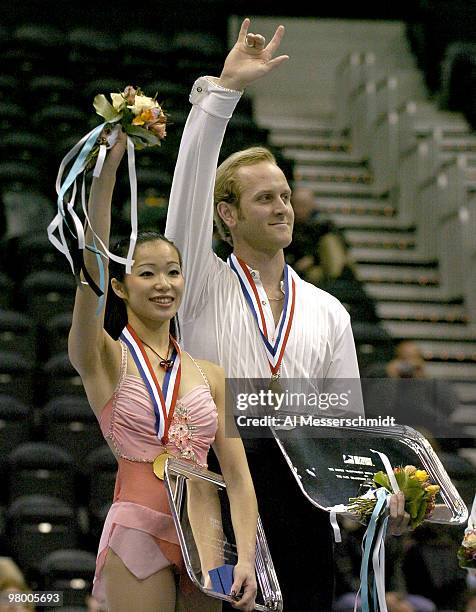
[166,19,408,610]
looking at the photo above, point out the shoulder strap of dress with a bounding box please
[116,339,129,390]
[188,353,211,389]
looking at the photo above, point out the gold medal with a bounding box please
[153,452,173,480]
[269,371,283,395]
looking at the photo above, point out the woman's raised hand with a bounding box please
[99,126,127,175]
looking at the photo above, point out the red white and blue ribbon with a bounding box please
[228,253,296,377]
[120,324,181,443]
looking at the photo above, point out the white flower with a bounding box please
[463,530,476,549]
[129,94,159,116]
[110,93,127,112]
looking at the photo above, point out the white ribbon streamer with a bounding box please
[48,123,106,275]
[329,510,342,543]
[80,128,133,270]
[370,448,400,493]
[372,516,389,611]
[125,135,138,274]
[93,143,108,178]
[469,493,476,530]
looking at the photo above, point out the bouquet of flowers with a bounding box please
[348,465,440,529]
[87,85,167,166]
[48,84,168,299]
[458,528,476,569]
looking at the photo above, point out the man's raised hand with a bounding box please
[218,18,289,91]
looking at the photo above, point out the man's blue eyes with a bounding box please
[258,194,290,202]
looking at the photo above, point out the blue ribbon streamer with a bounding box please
[57,123,106,215]
[359,488,389,612]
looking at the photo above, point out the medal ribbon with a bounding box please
[120,324,181,443]
[228,253,295,376]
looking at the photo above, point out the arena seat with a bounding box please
[17,271,76,323]
[40,351,85,405]
[84,445,116,539]
[0,274,14,310]
[0,395,30,505]
[0,310,36,358]
[41,312,72,359]
[42,395,103,470]
[6,494,79,575]
[8,442,76,504]
[0,350,34,405]
[29,76,76,108]
[39,549,96,607]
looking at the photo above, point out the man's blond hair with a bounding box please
[214,146,277,245]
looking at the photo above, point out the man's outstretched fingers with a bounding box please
[237,18,251,44]
[265,24,286,55]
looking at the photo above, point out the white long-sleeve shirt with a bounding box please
[165,77,361,388]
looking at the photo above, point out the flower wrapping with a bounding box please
[348,465,440,529]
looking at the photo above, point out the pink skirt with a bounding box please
[92,501,188,603]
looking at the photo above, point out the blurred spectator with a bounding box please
[363,340,469,452]
[85,594,107,612]
[286,186,353,285]
[333,590,436,612]
[463,588,476,612]
[386,591,436,612]
[385,340,427,379]
[286,186,380,323]
[440,41,476,130]
[0,557,34,612]
[403,523,467,610]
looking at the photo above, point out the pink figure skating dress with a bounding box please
[92,341,218,602]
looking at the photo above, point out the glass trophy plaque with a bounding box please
[164,458,283,611]
[271,423,468,525]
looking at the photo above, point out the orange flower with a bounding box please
[132,109,151,126]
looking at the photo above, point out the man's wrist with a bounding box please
[216,75,244,93]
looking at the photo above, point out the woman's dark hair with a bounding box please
[104,230,182,341]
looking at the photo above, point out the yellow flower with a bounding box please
[129,94,159,116]
[425,484,440,495]
[132,109,156,126]
[413,470,429,482]
[404,465,417,476]
[463,531,476,548]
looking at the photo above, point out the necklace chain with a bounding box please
[141,338,174,370]
[267,284,285,302]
